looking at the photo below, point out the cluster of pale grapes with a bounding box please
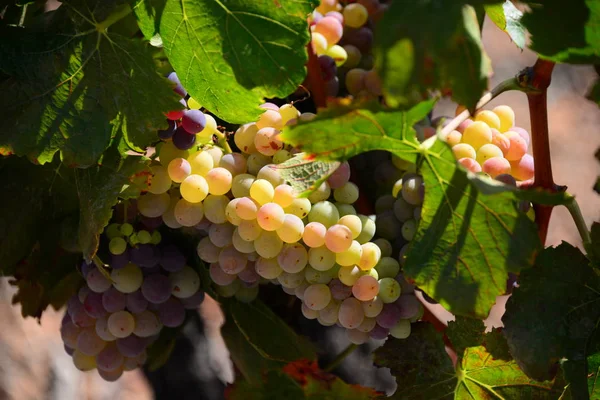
[442,105,534,182]
[310,0,385,98]
[61,226,204,381]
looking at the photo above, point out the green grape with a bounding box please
[234,123,258,154]
[232,228,256,254]
[305,266,332,284]
[250,179,275,205]
[170,266,201,298]
[111,263,143,293]
[375,257,400,279]
[375,194,395,214]
[203,195,229,224]
[276,214,305,243]
[301,303,319,320]
[138,193,170,218]
[255,257,282,279]
[187,151,214,176]
[342,44,361,69]
[343,3,368,28]
[198,114,218,142]
[238,219,262,241]
[390,319,411,339]
[208,223,235,247]
[254,230,283,258]
[303,284,331,311]
[205,146,224,165]
[355,215,376,244]
[187,97,202,109]
[333,182,359,204]
[378,278,401,303]
[231,173,256,198]
[225,198,243,226]
[150,230,162,245]
[335,203,356,217]
[357,317,376,333]
[105,223,122,240]
[307,181,331,204]
[345,68,367,96]
[278,243,308,273]
[372,238,392,258]
[174,199,204,227]
[392,178,403,198]
[277,271,304,289]
[335,240,362,267]
[318,300,340,324]
[235,285,259,303]
[393,197,414,222]
[358,242,381,271]
[362,297,383,318]
[149,165,172,194]
[308,201,339,228]
[272,149,292,164]
[109,237,127,255]
[180,175,209,203]
[338,265,364,286]
[401,175,424,206]
[401,219,417,241]
[120,223,134,237]
[285,197,312,219]
[247,153,271,175]
[308,246,336,271]
[72,350,97,371]
[257,164,284,187]
[159,141,189,166]
[137,230,152,244]
[214,280,240,298]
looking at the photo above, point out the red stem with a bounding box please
[527,58,557,244]
[306,42,327,109]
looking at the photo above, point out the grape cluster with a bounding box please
[61,227,204,381]
[310,0,386,98]
[443,105,534,181]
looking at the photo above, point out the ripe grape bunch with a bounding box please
[132,71,423,344]
[60,225,205,381]
[310,0,385,98]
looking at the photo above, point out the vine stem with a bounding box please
[440,77,521,137]
[305,38,327,109]
[526,59,557,245]
[323,343,358,372]
[214,131,233,154]
[565,195,593,253]
[18,4,28,27]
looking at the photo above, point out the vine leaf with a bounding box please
[275,153,340,197]
[0,3,180,166]
[76,147,150,263]
[221,298,316,384]
[282,100,544,318]
[521,0,600,64]
[374,2,492,110]
[591,222,600,267]
[374,321,566,399]
[562,352,600,399]
[484,0,526,50]
[225,360,382,400]
[503,243,600,383]
[133,0,316,123]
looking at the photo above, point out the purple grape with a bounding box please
[376,303,402,329]
[172,126,197,150]
[325,77,339,97]
[160,245,186,272]
[141,216,163,230]
[64,345,75,356]
[181,291,205,309]
[116,335,147,358]
[342,27,373,53]
[97,344,124,372]
[395,295,421,319]
[167,72,187,97]
[158,120,177,140]
[181,110,206,134]
[80,261,93,278]
[111,249,130,270]
[157,297,186,328]
[102,287,127,313]
[329,279,352,300]
[369,325,390,340]
[318,55,337,81]
[142,265,161,277]
[126,290,148,314]
[130,244,158,268]
[67,296,84,318]
[83,292,107,318]
[70,306,96,328]
[141,274,172,304]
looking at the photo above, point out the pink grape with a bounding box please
[96,344,124,372]
[511,126,530,145]
[327,162,351,189]
[102,287,127,313]
[482,157,511,178]
[126,290,148,314]
[329,279,352,300]
[313,16,343,45]
[116,335,147,358]
[510,154,534,181]
[84,292,107,318]
[491,131,511,155]
[218,246,248,274]
[76,328,107,356]
[209,263,237,285]
[324,224,353,253]
[369,324,390,340]
[257,203,285,231]
[458,158,482,173]
[376,303,402,329]
[157,297,186,328]
[396,295,422,319]
[352,275,379,301]
[141,274,172,304]
[504,131,528,161]
[456,119,473,133]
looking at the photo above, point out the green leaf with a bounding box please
[0,3,180,166]
[133,0,316,123]
[562,352,600,399]
[374,2,492,110]
[281,101,434,162]
[446,317,485,355]
[503,243,600,382]
[375,321,565,399]
[226,360,382,400]
[282,101,540,318]
[591,222,600,267]
[485,1,526,50]
[275,153,340,197]
[522,0,600,64]
[76,150,149,263]
[588,78,600,106]
[406,139,540,318]
[226,299,316,363]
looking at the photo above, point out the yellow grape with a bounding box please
[461,121,492,150]
[476,144,504,165]
[452,143,476,160]
[475,110,501,131]
[493,105,515,132]
[187,151,214,176]
[180,174,209,203]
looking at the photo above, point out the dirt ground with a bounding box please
[0,15,598,400]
